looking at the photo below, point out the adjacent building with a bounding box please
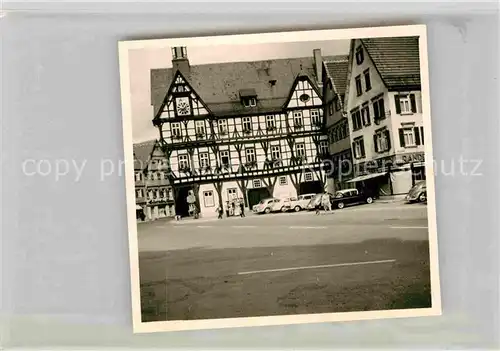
[150,47,334,218]
[133,140,175,221]
[343,37,426,197]
[321,55,353,193]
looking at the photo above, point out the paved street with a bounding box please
[138,202,432,322]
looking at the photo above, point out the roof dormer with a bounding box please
[239,88,257,107]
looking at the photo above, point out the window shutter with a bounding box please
[373,134,378,153]
[395,95,401,114]
[414,126,421,145]
[385,130,392,151]
[410,94,417,113]
[420,126,425,145]
[399,128,406,147]
[360,139,366,158]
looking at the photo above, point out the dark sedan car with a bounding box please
[330,188,375,209]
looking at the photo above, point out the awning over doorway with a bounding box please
[346,172,387,183]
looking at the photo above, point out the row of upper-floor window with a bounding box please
[329,120,349,144]
[326,94,344,115]
[168,110,322,139]
[352,126,425,159]
[135,188,173,200]
[135,171,169,182]
[176,141,330,171]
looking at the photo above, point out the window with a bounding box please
[361,104,371,126]
[355,45,364,65]
[266,115,276,130]
[351,109,362,131]
[199,152,210,168]
[279,176,287,186]
[374,129,391,153]
[355,75,362,96]
[335,96,341,111]
[271,145,281,160]
[319,140,329,155]
[243,97,256,107]
[253,179,262,188]
[295,143,306,157]
[218,119,228,134]
[293,111,303,127]
[171,122,182,139]
[395,94,417,114]
[245,148,256,163]
[329,102,334,115]
[135,172,141,182]
[195,120,205,136]
[178,154,189,170]
[227,188,237,200]
[311,110,320,125]
[220,150,230,166]
[352,138,366,159]
[203,191,215,207]
[135,190,141,198]
[242,117,252,132]
[373,96,386,121]
[399,126,424,147]
[364,69,371,91]
[304,172,313,182]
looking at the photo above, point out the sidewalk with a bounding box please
[376,195,407,204]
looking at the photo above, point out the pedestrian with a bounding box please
[239,200,245,217]
[225,201,230,217]
[322,193,333,213]
[216,205,223,219]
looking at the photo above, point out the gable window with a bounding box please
[295,143,306,157]
[352,137,366,159]
[399,126,424,147]
[171,122,182,139]
[220,150,230,167]
[271,145,281,160]
[355,75,363,96]
[217,119,228,135]
[293,111,303,128]
[242,117,252,132]
[374,129,391,153]
[363,69,371,91]
[361,103,371,126]
[395,94,417,114]
[319,140,329,155]
[266,115,276,130]
[373,95,386,121]
[329,102,334,115]
[178,154,189,170]
[304,172,313,182]
[355,45,364,65]
[311,110,320,125]
[135,172,141,182]
[195,120,206,137]
[203,191,215,208]
[199,152,210,168]
[351,109,362,131]
[279,176,288,186]
[242,97,257,107]
[245,148,256,163]
[253,179,262,188]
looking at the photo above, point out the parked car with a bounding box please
[271,196,297,212]
[330,188,374,209]
[290,193,317,212]
[405,180,427,203]
[252,198,279,214]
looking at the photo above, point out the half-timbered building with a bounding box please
[151,47,333,217]
[343,37,426,197]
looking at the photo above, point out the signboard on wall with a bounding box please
[396,152,425,165]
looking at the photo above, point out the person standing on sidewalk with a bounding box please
[321,192,333,214]
[239,200,245,218]
[216,205,223,219]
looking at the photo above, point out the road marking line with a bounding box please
[238,259,396,275]
[197,225,213,228]
[232,225,257,228]
[289,226,328,229]
[390,226,428,229]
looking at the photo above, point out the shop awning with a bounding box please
[346,172,387,183]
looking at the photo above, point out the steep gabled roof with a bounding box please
[323,55,349,95]
[151,55,339,117]
[360,37,421,89]
[133,140,156,171]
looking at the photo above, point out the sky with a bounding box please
[128,39,350,143]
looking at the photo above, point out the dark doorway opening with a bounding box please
[299,181,323,195]
[174,186,193,217]
[247,188,271,209]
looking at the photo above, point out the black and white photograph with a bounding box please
[118,25,441,333]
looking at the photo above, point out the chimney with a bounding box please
[171,46,190,78]
[313,48,323,87]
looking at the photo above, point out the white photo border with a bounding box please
[118,24,442,333]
